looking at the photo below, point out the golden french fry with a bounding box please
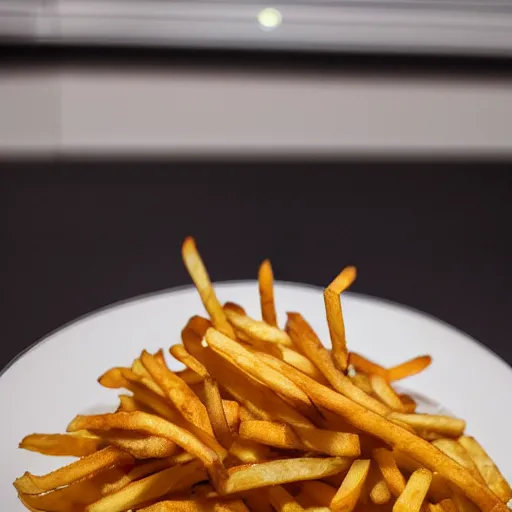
[368,462,392,505]
[458,436,512,503]
[331,459,371,512]
[224,308,293,347]
[369,374,407,412]
[182,237,236,339]
[19,432,103,457]
[300,480,338,507]
[87,460,206,512]
[387,356,432,382]
[205,328,315,416]
[432,439,486,484]
[373,448,407,497]
[350,373,374,394]
[67,412,224,478]
[349,353,389,379]
[391,450,452,503]
[239,407,257,422]
[18,467,127,511]
[175,368,205,385]
[141,349,213,435]
[131,359,165,396]
[222,400,240,432]
[387,413,466,438]
[285,313,390,416]
[170,345,209,379]
[223,457,349,493]
[239,420,302,450]
[14,446,133,494]
[399,394,418,413]
[99,367,179,422]
[277,345,328,383]
[139,498,250,512]
[266,485,305,512]
[101,457,176,495]
[117,394,151,413]
[100,431,176,459]
[324,266,357,371]
[258,259,278,327]
[204,376,233,449]
[393,468,432,512]
[228,437,270,463]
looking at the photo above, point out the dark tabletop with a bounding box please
[1,162,511,372]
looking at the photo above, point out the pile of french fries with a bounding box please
[14,237,511,512]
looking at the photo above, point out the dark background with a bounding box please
[1,163,511,371]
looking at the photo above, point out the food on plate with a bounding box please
[14,236,511,511]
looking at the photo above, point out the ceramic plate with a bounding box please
[1,282,511,510]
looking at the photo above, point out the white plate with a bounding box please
[1,281,511,510]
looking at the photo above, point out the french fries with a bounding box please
[14,236,510,512]
[258,259,278,327]
[458,436,512,503]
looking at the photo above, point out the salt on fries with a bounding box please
[14,237,511,512]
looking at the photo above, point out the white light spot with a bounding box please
[257,8,282,31]
[201,338,209,348]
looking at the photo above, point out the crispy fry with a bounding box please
[349,353,389,379]
[387,414,466,438]
[139,498,250,512]
[388,356,432,382]
[18,467,127,511]
[266,485,305,511]
[399,394,418,413]
[14,446,133,494]
[170,345,209,379]
[100,431,177,459]
[391,450,452,503]
[368,462,392,505]
[239,420,360,457]
[224,457,349,493]
[432,439,486,484]
[369,374,407,412]
[67,412,224,477]
[458,436,512,503]
[141,349,213,435]
[182,237,236,339]
[19,432,103,457]
[205,328,315,416]
[350,373,374,394]
[258,259,278,327]
[117,394,152,413]
[204,376,233,449]
[101,458,176,495]
[284,314,390,416]
[176,368,206,385]
[331,459,371,512]
[300,480,338,507]
[224,308,293,347]
[222,400,240,432]
[277,345,328,383]
[228,437,270,463]
[373,448,407,497]
[324,266,357,371]
[393,468,432,512]
[87,460,205,512]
